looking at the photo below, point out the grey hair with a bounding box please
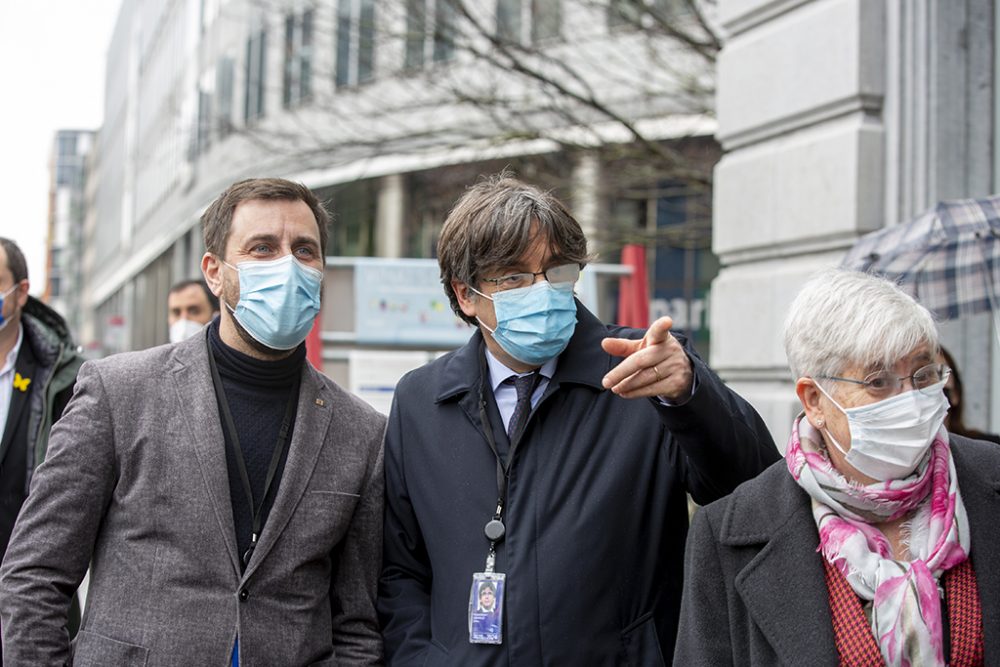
[783,269,939,381]
[437,172,594,325]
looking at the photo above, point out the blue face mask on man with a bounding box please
[472,281,577,366]
[222,254,322,350]
[0,283,20,332]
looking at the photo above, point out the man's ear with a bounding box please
[13,279,29,309]
[201,253,224,298]
[452,279,478,319]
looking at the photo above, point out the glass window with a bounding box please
[497,0,521,42]
[497,0,560,44]
[301,9,314,98]
[283,14,295,106]
[608,0,642,28]
[197,89,212,155]
[56,163,78,187]
[358,0,375,83]
[404,0,426,69]
[336,0,375,87]
[320,180,376,257]
[433,0,456,62]
[284,9,314,106]
[531,0,560,42]
[216,57,234,137]
[403,0,457,69]
[244,28,267,122]
[336,0,377,88]
[336,0,352,86]
[57,134,77,157]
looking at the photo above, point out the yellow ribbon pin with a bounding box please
[13,373,30,392]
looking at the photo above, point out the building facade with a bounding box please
[81,0,721,390]
[46,129,95,340]
[712,0,998,442]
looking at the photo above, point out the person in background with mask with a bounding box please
[167,279,219,343]
[0,179,385,665]
[674,269,1000,666]
[0,238,84,663]
[378,173,779,665]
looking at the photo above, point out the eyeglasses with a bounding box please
[481,263,581,291]
[817,363,951,400]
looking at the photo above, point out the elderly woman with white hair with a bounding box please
[673,269,1000,666]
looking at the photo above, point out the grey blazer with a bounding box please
[673,435,1000,666]
[0,333,386,666]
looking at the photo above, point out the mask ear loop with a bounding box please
[213,256,241,315]
[467,285,497,335]
[813,380,852,458]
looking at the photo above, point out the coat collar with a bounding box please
[169,333,241,576]
[433,300,613,405]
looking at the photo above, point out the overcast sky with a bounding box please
[0,0,122,295]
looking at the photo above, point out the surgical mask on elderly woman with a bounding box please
[818,380,949,481]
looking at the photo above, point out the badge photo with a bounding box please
[468,572,505,645]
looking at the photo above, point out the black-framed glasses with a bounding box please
[481,263,581,291]
[817,363,951,400]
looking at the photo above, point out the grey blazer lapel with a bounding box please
[169,335,241,576]
[242,363,332,579]
[952,437,1000,658]
[728,475,839,667]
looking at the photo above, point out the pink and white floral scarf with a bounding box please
[786,416,970,667]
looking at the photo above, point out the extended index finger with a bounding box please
[643,316,674,346]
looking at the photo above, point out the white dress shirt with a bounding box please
[0,324,25,442]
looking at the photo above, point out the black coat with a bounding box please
[673,434,1000,666]
[378,304,779,666]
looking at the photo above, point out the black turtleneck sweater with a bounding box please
[208,320,303,571]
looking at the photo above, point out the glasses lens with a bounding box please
[914,364,948,392]
[493,273,533,290]
[863,370,895,397]
[545,263,580,284]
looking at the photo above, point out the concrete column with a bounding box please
[712,0,888,446]
[376,173,405,258]
[570,152,601,246]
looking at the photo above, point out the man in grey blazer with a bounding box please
[0,178,385,665]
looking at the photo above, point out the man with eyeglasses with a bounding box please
[378,173,780,665]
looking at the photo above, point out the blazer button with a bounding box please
[239,589,249,602]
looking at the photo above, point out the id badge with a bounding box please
[468,572,505,644]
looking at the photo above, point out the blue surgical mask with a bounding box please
[0,284,20,332]
[222,254,322,350]
[472,281,577,366]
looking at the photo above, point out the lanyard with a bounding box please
[476,350,541,571]
[207,332,297,566]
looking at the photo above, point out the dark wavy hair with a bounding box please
[437,172,594,325]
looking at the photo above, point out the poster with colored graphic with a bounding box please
[354,258,474,346]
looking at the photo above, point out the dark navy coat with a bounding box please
[379,304,779,666]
